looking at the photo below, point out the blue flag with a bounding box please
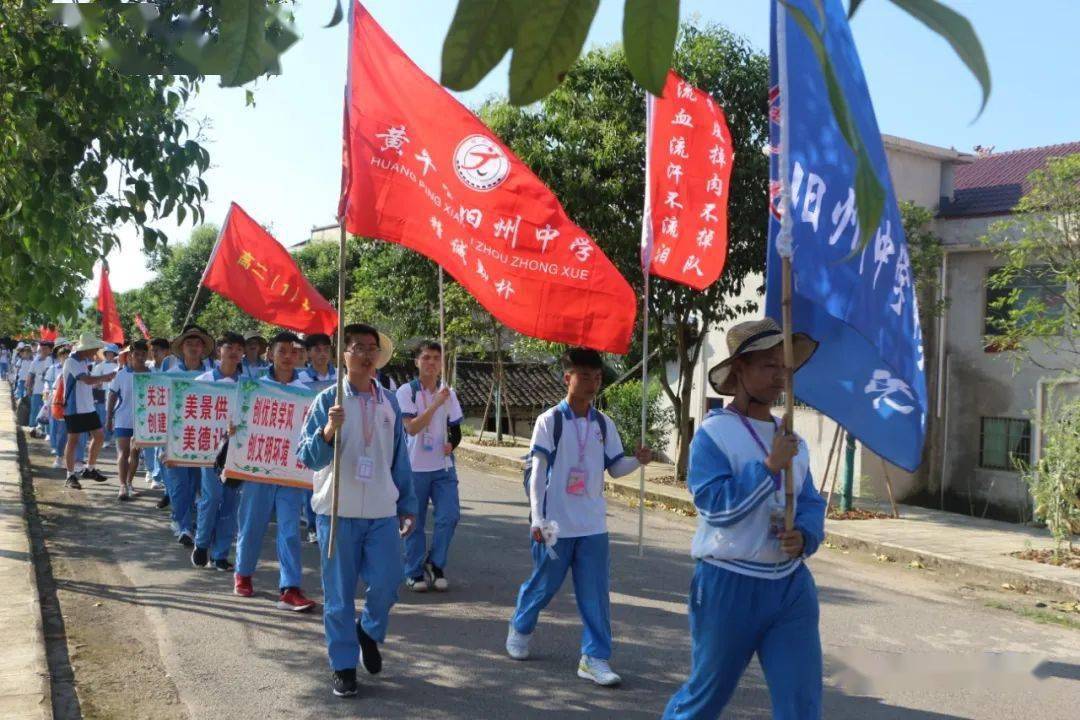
[765,0,927,472]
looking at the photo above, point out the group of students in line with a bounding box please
[8,316,828,718]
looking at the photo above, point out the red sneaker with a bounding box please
[234,574,254,597]
[277,587,316,612]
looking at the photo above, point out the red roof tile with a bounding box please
[940,141,1080,217]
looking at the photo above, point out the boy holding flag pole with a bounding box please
[299,321,416,698]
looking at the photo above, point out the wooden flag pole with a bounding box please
[636,269,651,557]
[781,257,796,532]
[327,220,348,560]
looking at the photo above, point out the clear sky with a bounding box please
[95,0,1080,295]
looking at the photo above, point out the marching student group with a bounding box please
[5,316,827,718]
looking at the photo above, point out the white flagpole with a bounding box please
[439,266,446,381]
[637,91,655,557]
[182,205,231,329]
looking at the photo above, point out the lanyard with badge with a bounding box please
[417,386,438,452]
[729,406,787,537]
[355,383,378,483]
[566,409,592,496]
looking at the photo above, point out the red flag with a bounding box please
[133,313,151,340]
[202,203,338,335]
[97,264,125,344]
[38,325,58,342]
[641,71,734,290]
[339,2,636,354]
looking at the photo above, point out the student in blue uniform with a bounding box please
[506,348,653,687]
[662,318,826,720]
[241,333,269,379]
[300,332,337,542]
[160,325,215,546]
[396,340,464,592]
[24,339,53,437]
[233,331,316,613]
[190,332,246,571]
[145,337,173,495]
[298,322,416,699]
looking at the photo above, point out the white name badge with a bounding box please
[356,455,375,483]
[421,432,435,452]
[566,467,587,496]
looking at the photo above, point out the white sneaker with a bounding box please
[144,472,154,488]
[406,576,429,593]
[505,625,531,660]
[151,479,165,490]
[577,656,621,686]
[51,458,63,469]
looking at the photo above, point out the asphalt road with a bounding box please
[23,438,1080,719]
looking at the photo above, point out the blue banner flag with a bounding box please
[765,0,927,472]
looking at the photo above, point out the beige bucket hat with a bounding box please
[708,318,818,396]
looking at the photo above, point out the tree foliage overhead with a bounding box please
[0,3,210,320]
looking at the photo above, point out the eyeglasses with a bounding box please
[346,343,380,355]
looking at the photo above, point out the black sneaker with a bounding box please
[424,558,449,591]
[81,468,108,482]
[191,546,209,568]
[65,474,83,490]
[331,668,358,698]
[178,533,194,548]
[356,625,382,675]
[156,495,171,509]
[213,558,234,572]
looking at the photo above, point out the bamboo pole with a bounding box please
[637,270,651,557]
[880,456,899,518]
[326,221,347,560]
[819,424,842,493]
[781,258,796,532]
[438,267,446,382]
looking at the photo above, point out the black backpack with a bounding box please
[522,410,607,519]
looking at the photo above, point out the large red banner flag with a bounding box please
[339,2,636,354]
[97,264,125,344]
[641,71,735,291]
[202,203,338,335]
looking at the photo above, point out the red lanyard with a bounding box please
[568,409,591,465]
[358,383,377,451]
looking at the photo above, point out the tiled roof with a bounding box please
[381,360,564,409]
[940,141,1080,217]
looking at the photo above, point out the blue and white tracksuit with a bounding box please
[298,379,416,672]
[663,409,826,720]
[234,369,309,590]
[396,379,465,579]
[160,358,214,539]
[512,402,640,661]
[193,366,241,561]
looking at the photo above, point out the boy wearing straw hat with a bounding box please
[662,318,826,720]
[506,347,653,688]
[233,331,317,612]
[396,340,464,593]
[160,325,215,544]
[62,334,117,489]
[298,322,416,699]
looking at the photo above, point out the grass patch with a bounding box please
[983,600,1080,631]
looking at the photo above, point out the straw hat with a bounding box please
[73,333,105,353]
[170,325,214,358]
[707,318,818,396]
[341,326,395,370]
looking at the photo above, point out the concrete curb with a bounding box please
[456,446,1080,602]
[0,389,53,719]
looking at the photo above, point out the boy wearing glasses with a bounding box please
[299,323,416,699]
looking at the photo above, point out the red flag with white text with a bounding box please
[98,264,125,345]
[133,313,151,340]
[339,2,636,353]
[641,71,735,290]
[202,203,338,335]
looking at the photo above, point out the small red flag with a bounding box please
[98,264,125,345]
[202,203,338,335]
[38,325,58,342]
[641,71,735,290]
[133,314,151,340]
[339,2,636,354]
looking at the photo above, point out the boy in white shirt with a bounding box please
[506,348,652,687]
[298,322,416,699]
[396,341,464,592]
[25,340,53,436]
[63,335,117,489]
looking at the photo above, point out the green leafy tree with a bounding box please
[899,201,948,322]
[483,25,767,481]
[0,3,210,318]
[983,154,1079,372]
[1021,396,1080,552]
[600,379,674,454]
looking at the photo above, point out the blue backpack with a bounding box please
[522,409,607,519]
